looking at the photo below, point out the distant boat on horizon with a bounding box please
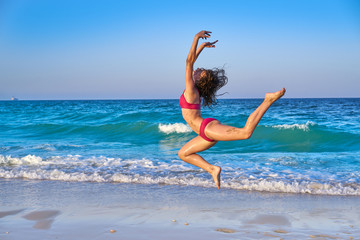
[11,96,19,101]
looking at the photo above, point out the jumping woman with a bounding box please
[178,30,286,189]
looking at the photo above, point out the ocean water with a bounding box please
[0,98,359,195]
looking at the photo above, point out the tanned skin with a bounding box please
[178,31,285,189]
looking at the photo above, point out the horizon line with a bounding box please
[1,97,360,101]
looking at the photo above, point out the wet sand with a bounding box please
[0,179,359,239]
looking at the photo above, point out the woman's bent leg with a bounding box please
[206,88,286,141]
[178,136,221,189]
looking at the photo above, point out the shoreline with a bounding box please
[1,179,359,239]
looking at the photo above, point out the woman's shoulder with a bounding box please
[183,87,200,104]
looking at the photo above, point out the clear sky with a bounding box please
[0,0,359,100]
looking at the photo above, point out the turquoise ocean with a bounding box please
[0,98,359,195]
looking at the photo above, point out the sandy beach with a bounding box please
[0,179,359,239]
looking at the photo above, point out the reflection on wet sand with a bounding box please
[0,209,25,218]
[23,210,61,230]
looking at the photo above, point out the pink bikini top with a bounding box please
[180,90,201,110]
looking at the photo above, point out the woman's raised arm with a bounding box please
[195,40,218,61]
[186,31,211,65]
[185,31,214,92]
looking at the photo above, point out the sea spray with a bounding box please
[271,121,316,131]
[158,123,192,134]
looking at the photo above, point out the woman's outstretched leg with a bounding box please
[178,136,221,189]
[243,88,286,136]
[206,88,286,141]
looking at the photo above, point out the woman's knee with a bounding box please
[226,127,253,140]
[243,129,253,139]
[236,127,253,140]
[178,148,188,160]
[244,130,253,139]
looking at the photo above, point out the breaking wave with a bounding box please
[158,123,192,134]
[271,121,316,131]
[1,154,359,196]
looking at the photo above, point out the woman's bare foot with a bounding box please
[265,88,286,103]
[209,166,221,189]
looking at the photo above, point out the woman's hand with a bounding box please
[202,40,218,48]
[187,31,216,66]
[196,30,212,39]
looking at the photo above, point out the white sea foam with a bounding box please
[271,121,316,131]
[158,123,192,134]
[1,154,359,196]
[1,167,359,196]
[225,179,360,195]
[0,155,83,166]
[0,155,44,165]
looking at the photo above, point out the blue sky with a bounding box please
[0,0,359,100]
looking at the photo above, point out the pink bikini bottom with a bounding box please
[200,118,217,142]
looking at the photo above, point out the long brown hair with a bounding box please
[195,68,228,107]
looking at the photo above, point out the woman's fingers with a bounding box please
[204,40,218,47]
[199,30,212,39]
